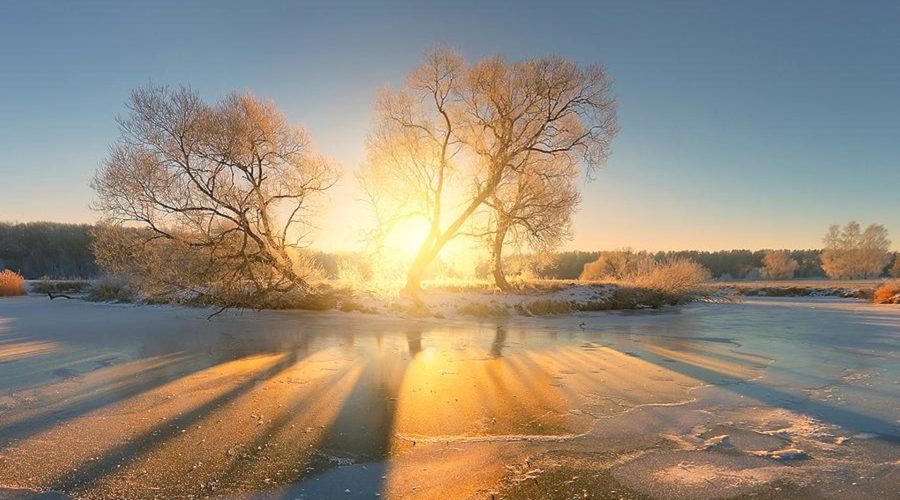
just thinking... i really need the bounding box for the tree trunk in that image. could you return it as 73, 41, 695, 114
403, 166, 507, 297
491, 223, 512, 292
404, 249, 432, 297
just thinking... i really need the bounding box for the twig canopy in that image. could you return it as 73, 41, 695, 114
93, 85, 337, 306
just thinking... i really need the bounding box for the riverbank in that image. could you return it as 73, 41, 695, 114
19, 278, 898, 320
23, 279, 722, 318
715, 279, 880, 300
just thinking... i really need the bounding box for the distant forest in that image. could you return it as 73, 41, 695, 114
0, 222, 98, 279
1, 222, 896, 280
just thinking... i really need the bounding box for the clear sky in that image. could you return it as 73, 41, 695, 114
2, 0, 898, 251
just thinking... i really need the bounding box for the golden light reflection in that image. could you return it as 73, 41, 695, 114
389, 338, 709, 444
0, 323, 778, 498
0, 339, 60, 362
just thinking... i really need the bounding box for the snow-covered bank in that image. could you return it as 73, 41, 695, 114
310, 281, 728, 319
715, 279, 882, 300
15, 279, 726, 318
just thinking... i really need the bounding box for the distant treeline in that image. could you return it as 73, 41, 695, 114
0, 222, 99, 279
2, 222, 896, 280
493, 249, 831, 280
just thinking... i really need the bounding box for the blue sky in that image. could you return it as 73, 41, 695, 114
1, 0, 898, 250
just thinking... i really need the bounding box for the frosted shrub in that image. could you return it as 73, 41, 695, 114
873, 280, 900, 304
580, 250, 654, 281
87, 276, 134, 303
0, 270, 26, 296
636, 257, 711, 295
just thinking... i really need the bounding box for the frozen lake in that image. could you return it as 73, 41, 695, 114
0, 296, 897, 498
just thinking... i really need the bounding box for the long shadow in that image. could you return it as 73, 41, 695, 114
267, 330, 423, 499
48, 346, 311, 494
631, 345, 900, 443
0, 352, 205, 442
211, 362, 362, 489
0, 314, 331, 445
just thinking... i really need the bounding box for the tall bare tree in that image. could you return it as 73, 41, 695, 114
362, 49, 618, 295
858, 224, 892, 278
478, 156, 580, 290
93, 85, 336, 306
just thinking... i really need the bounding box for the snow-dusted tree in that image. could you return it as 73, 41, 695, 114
478, 156, 580, 291
761, 250, 800, 280
93, 85, 336, 308
858, 224, 891, 278
821, 222, 858, 279
579, 249, 655, 281
361, 48, 618, 295
820, 222, 890, 279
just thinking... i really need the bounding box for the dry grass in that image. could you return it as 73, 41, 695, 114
635, 257, 711, 295
0, 270, 26, 297
873, 280, 900, 304
457, 301, 510, 317
580, 252, 712, 305
522, 299, 573, 315
86, 276, 134, 303
30, 279, 92, 295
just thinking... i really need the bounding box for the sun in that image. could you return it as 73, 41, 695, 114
383, 217, 432, 258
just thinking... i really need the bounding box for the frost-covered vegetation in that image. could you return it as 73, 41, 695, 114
580, 251, 711, 296
873, 280, 900, 304
0, 269, 26, 296
1, 53, 894, 311
91, 86, 337, 312
761, 250, 799, 279
359, 49, 618, 294
820, 221, 892, 279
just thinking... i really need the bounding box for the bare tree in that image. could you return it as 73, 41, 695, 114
820, 221, 891, 279
92, 85, 336, 307
580, 249, 655, 281
474, 156, 580, 290
892, 255, 900, 278
858, 224, 891, 278
359, 50, 463, 279
761, 250, 799, 280
362, 49, 618, 295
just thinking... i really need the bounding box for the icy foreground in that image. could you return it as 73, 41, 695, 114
0, 296, 897, 498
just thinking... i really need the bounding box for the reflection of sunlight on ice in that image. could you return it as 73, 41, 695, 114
0, 339, 60, 362
387, 334, 735, 445
0, 318, 61, 362
5, 297, 894, 498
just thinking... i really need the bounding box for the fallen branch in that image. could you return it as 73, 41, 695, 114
48, 292, 74, 300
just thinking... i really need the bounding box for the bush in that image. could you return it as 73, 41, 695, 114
579, 249, 654, 281
636, 257, 711, 296
457, 301, 509, 317
873, 280, 900, 304
86, 276, 134, 303
522, 299, 572, 315
761, 250, 800, 280
30, 279, 92, 295
0, 270, 26, 296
